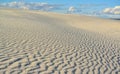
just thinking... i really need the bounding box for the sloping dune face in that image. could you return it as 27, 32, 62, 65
0, 8, 120, 74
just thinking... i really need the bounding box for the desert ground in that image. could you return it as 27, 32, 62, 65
0, 8, 120, 74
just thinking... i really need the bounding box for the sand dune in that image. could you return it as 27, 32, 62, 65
0, 8, 120, 74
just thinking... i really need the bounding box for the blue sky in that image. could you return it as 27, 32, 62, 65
0, 0, 120, 18
0, 0, 120, 6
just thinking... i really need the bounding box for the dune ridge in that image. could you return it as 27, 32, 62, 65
0, 8, 120, 74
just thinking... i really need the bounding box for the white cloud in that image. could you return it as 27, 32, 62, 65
103, 6, 120, 15
0, 2, 62, 11
68, 6, 76, 13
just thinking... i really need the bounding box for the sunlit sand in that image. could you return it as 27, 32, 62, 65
0, 8, 120, 74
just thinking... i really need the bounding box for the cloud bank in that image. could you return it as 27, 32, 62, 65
0, 2, 62, 11
103, 6, 120, 15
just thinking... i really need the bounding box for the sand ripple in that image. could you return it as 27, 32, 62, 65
0, 8, 120, 74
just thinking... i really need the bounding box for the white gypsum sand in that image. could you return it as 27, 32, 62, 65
0, 8, 120, 74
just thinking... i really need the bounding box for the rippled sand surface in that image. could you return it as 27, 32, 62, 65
0, 8, 120, 74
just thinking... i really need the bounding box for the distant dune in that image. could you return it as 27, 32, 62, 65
0, 8, 120, 74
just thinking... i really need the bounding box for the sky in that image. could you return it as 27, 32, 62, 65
0, 0, 120, 19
